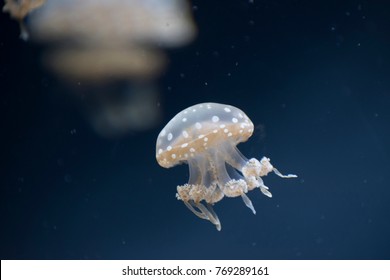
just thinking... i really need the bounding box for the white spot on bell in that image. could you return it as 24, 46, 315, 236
167, 133, 173, 141
212, 116, 219, 122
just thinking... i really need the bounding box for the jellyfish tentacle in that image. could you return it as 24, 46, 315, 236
183, 201, 208, 220
273, 168, 298, 178
224, 143, 248, 170
205, 203, 221, 230
183, 200, 221, 231
188, 159, 202, 185
257, 177, 273, 198
178, 185, 222, 231
195, 202, 221, 231
241, 193, 256, 214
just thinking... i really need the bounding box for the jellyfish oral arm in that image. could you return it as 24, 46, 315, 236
178, 194, 221, 231
257, 157, 297, 178
272, 167, 298, 178
243, 157, 297, 197
241, 193, 256, 214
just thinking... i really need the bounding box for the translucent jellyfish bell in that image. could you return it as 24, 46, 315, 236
156, 103, 297, 231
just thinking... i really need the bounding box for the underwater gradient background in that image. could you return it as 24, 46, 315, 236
1, 0, 390, 259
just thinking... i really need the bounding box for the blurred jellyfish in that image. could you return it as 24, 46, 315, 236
3, 0, 45, 40
85, 84, 162, 137
3, 0, 196, 137
27, 0, 195, 47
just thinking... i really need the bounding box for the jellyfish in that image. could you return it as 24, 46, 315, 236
2, 0, 46, 40
155, 103, 297, 231
3, 0, 196, 137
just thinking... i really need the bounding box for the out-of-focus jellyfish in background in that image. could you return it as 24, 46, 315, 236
3, 0, 46, 40
3, 0, 196, 137
156, 103, 297, 230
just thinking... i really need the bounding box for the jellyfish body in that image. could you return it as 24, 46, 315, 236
156, 103, 297, 230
